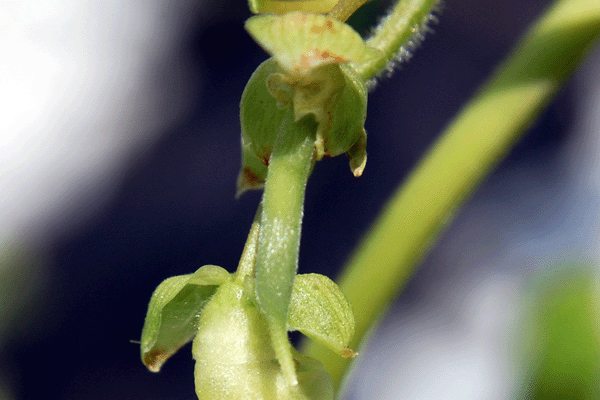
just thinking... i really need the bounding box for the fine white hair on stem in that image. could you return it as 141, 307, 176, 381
365, 1, 442, 90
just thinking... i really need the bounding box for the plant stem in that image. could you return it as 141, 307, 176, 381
303, 0, 600, 392
254, 110, 316, 385
353, 0, 439, 81
328, 0, 370, 22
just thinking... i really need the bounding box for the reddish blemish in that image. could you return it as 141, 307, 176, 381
299, 54, 311, 71
241, 167, 265, 188
258, 153, 270, 166
320, 51, 346, 63
340, 347, 358, 358
297, 49, 347, 72
310, 20, 337, 34
143, 349, 172, 372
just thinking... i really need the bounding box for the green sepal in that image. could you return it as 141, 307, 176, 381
193, 279, 333, 400
140, 264, 231, 372
288, 274, 357, 358
245, 12, 379, 75
239, 59, 368, 183
241, 12, 373, 177
237, 136, 270, 196
238, 58, 286, 196
290, 62, 367, 174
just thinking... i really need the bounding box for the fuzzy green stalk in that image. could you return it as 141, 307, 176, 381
354, 0, 440, 81
303, 0, 600, 392
255, 111, 317, 386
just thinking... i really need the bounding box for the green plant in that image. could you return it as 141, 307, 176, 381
139, 0, 600, 398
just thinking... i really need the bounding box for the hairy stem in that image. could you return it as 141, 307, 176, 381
354, 0, 439, 81
255, 111, 316, 385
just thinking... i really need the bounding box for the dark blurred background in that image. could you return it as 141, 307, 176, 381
1, 0, 598, 399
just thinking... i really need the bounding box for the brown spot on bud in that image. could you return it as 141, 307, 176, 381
259, 154, 270, 166
240, 167, 264, 188
143, 348, 174, 373
297, 49, 348, 73
310, 19, 337, 34
236, 166, 266, 198
320, 50, 346, 63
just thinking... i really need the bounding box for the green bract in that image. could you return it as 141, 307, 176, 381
288, 274, 356, 358
140, 265, 231, 372
238, 12, 375, 195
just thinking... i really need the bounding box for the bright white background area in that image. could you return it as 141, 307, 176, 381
0, 0, 196, 244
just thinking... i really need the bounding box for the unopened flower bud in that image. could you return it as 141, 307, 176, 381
238, 12, 379, 195
193, 279, 333, 400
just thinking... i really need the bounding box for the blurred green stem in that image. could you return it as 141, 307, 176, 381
302, 0, 600, 392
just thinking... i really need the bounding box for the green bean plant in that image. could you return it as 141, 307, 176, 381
139, 0, 600, 398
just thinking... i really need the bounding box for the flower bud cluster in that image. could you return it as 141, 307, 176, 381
140, 266, 355, 400
238, 12, 379, 195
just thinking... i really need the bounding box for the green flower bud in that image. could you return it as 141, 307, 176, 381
289, 62, 368, 176
140, 262, 354, 399
238, 12, 378, 195
193, 279, 333, 400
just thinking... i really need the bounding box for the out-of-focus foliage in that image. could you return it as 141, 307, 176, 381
518, 265, 600, 400
302, 0, 600, 391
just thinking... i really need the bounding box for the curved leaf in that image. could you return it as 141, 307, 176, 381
140, 265, 231, 372
288, 274, 356, 358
